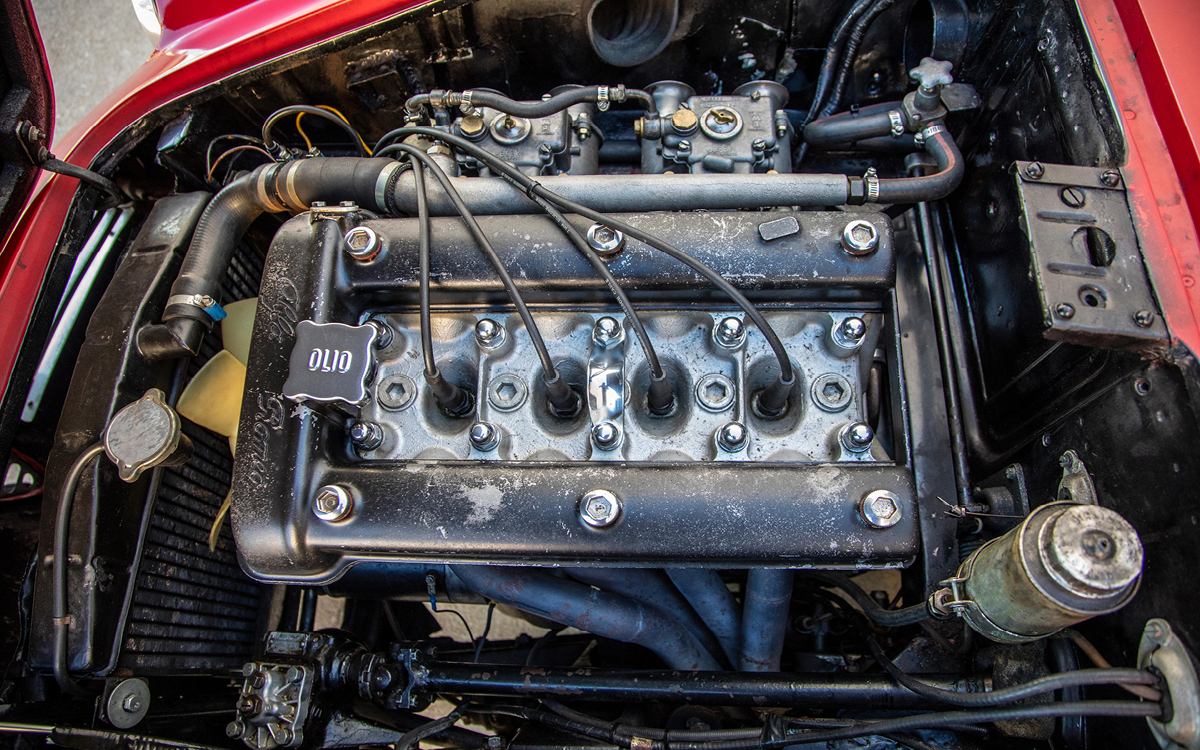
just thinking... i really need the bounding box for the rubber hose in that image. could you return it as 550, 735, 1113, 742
406, 86, 653, 118
452, 566, 721, 671
804, 107, 899, 148
875, 128, 963, 203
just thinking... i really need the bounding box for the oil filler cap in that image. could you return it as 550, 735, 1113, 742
283, 320, 377, 405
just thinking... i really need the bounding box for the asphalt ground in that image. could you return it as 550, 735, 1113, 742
30, 0, 154, 144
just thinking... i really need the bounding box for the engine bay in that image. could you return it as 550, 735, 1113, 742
5, 0, 1200, 748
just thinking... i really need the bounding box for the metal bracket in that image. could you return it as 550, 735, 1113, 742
1056, 449, 1097, 505
1139, 618, 1200, 749
1014, 160, 1168, 350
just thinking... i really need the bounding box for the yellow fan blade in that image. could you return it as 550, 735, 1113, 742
220, 297, 258, 366
176, 349, 246, 438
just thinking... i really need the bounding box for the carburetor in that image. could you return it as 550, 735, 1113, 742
232, 203, 918, 583
637, 80, 793, 174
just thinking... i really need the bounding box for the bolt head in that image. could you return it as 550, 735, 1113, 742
860, 490, 902, 528
470, 422, 499, 451
1100, 169, 1122, 188
1133, 310, 1155, 328
752, 138, 767, 151
122, 694, 143, 713
313, 485, 353, 522
586, 224, 625, 257
714, 317, 746, 348
841, 422, 874, 453
835, 316, 867, 348
275, 728, 294, 746
475, 318, 506, 348
487, 737, 505, 750
592, 421, 621, 450
671, 108, 698, 134
717, 422, 748, 452
344, 226, 379, 261
841, 220, 879, 255
678, 139, 692, 151
249, 671, 267, 689
1026, 161, 1045, 179
226, 722, 245, 739
460, 114, 486, 138
579, 489, 621, 528
1055, 302, 1076, 320
349, 421, 383, 450
286, 666, 304, 684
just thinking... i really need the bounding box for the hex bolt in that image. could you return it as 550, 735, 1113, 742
592, 421, 622, 451
226, 721, 244, 739
487, 737, 505, 750
1100, 169, 1122, 188
366, 318, 393, 349
122, 694, 143, 713
249, 671, 267, 689
242, 663, 257, 678
840, 422, 874, 454
860, 490, 902, 529
349, 421, 384, 451
475, 318, 506, 349
1133, 310, 1156, 328
833, 316, 867, 349
586, 224, 625, 257
469, 422, 500, 452
1055, 302, 1076, 320
841, 220, 879, 255
313, 485, 353, 523
593, 316, 624, 347
377, 375, 417, 411
1025, 161, 1045, 180
275, 728, 294, 746
344, 226, 380, 261
671, 108, 698, 135
714, 316, 746, 349
579, 489, 621, 528
811, 373, 853, 413
286, 666, 304, 684
1059, 186, 1086, 208
716, 422, 748, 453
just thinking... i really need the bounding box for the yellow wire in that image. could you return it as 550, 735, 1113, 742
294, 105, 371, 155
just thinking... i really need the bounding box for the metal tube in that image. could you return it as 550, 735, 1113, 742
665, 569, 741, 666
419, 662, 971, 708
390, 172, 851, 215
739, 569, 794, 672
913, 194, 972, 507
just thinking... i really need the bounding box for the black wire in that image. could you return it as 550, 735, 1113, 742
396, 703, 467, 750
818, 0, 899, 120
388, 143, 560, 381
865, 634, 1159, 708
802, 0, 879, 127
261, 105, 368, 156
412, 157, 439, 378
473, 602, 496, 663
798, 571, 929, 627
53, 443, 105, 697
205, 134, 266, 178
40, 159, 124, 201
525, 626, 564, 667
375, 127, 793, 385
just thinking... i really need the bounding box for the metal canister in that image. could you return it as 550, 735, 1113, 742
933, 502, 1143, 643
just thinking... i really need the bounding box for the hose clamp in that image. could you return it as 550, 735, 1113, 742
888, 110, 905, 138
376, 161, 403, 213
864, 166, 880, 203
921, 123, 945, 140
257, 163, 289, 213
597, 85, 610, 112
167, 293, 227, 322
459, 90, 475, 115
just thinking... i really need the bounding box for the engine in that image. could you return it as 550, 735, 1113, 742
11, 1, 1198, 749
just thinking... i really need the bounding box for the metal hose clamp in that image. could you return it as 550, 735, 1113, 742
597, 85, 611, 111
166, 293, 227, 322
888, 110, 904, 138
459, 90, 475, 115
864, 166, 880, 203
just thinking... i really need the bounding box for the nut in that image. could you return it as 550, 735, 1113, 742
833, 316, 867, 349
840, 422, 874, 454
714, 317, 746, 349
860, 489, 902, 529
469, 422, 499, 452
349, 421, 384, 450
716, 422, 748, 453
313, 485, 353, 522
460, 114, 486, 139
579, 489, 621, 528
592, 421, 622, 451
475, 318, 506, 349
841, 220, 879, 255
671, 108, 698, 134
586, 224, 625, 257
593, 316, 624, 347
344, 226, 380, 261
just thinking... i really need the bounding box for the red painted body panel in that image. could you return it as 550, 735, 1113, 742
0, 0, 431, 407
1076, 0, 1200, 357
